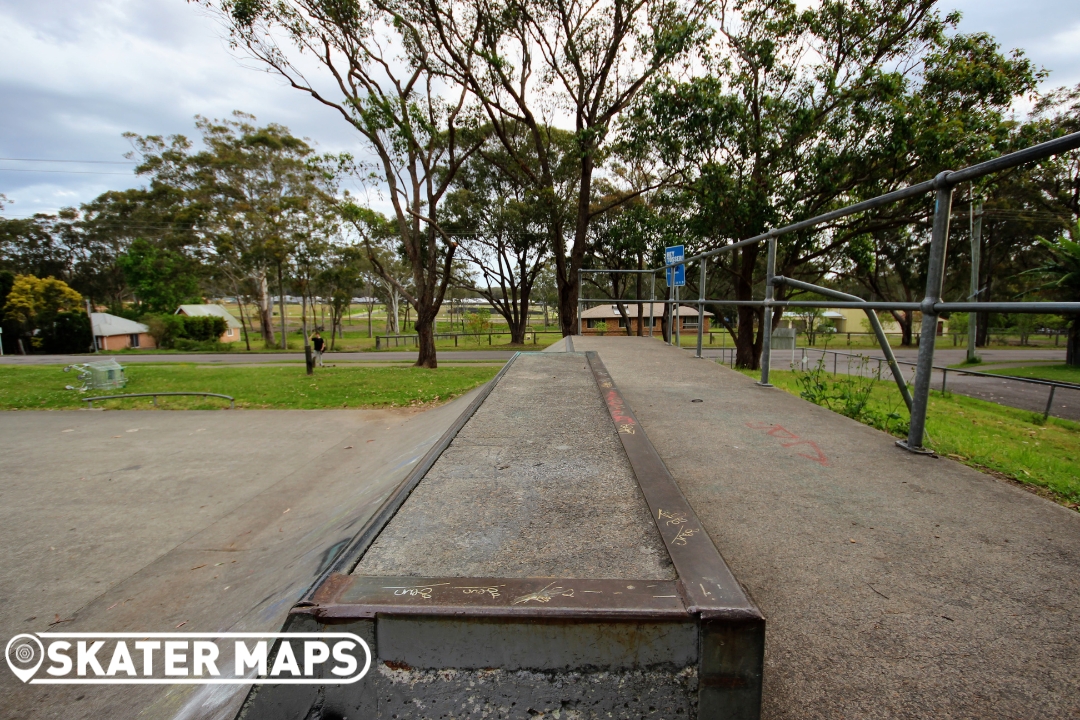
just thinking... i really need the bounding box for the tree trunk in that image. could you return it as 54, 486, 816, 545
255, 272, 275, 346
733, 244, 761, 369
276, 263, 287, 350
415, 314, 437, 368
1067, 316, 1079, 367
508, 293, 530, 345
235, 291, 252, 351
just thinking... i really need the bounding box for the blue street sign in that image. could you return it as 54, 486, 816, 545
665, 245, 685, 287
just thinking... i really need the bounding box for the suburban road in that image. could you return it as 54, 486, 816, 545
0, 350, 518, 365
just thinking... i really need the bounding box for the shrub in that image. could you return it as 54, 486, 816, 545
40, 311, 92, 354
140, 313, 227, 348
141, 314, 186, 348
173, 338, 225, 351
182, 315, 227, 342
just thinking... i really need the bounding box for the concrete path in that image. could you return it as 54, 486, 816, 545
0, 351, 517, 365
0, 398, 476, 720
575, 336, 1080, 719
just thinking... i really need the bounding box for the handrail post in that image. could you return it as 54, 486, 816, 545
758, 235, 776, 387
577, 299, 583, 336
665, 282, 672, 345
675, 284, 681, 348
903, 176, 954, 453
574, 273, 583, 338
695, 258, 707, 358
649, 273, 655, 338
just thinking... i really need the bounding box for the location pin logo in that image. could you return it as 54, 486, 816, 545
6, 634, 44, 683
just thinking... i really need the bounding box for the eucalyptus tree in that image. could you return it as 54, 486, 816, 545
401, 0, 713, 336
203, 0, 486, 367
444, 131, 558, 344
631, 0, 1040, 367
127, 114, 332, 347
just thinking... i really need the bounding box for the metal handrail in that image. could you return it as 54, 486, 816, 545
577, 130, 1080, 452
374, 330, 560, 349
84, 392, 235, 409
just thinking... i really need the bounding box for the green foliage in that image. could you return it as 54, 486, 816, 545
594, 320, 608, 336
39, 311, 92, 354
795, 358, 908, 435
140, 313, 227, 348
117, 238, 201, 314
183, 315, 229, 342
464, 309, 492, 343
141, 314, 186, 349
1, 275, 85, 351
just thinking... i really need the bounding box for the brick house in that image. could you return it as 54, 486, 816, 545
90, 313, 156, 351
579, 303, 709, 335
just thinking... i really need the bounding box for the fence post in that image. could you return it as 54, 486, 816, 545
904, 175, 954, 453
1044, 385, 1057, 420
696, 257, 707, 358
967, 198, 982, 362
578, 300, 583, 336
758, 235, 776, 387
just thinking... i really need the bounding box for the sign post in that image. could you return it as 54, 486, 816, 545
666, 246, 685, 346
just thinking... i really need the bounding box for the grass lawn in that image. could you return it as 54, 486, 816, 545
0, 364, 501, 411
746, 368, 1080, 509
980, 364, 1080, 385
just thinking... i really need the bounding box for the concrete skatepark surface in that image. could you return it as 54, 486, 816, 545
575, 336, 1080, 719
2, 336, 1078, 718
0, 397, 478, 720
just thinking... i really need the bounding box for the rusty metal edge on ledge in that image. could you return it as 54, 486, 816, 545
301, 575, 691, 622
295, 353, 522, 607
585, 351, 762, 622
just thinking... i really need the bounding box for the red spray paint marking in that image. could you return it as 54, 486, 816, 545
605, 389, 636, 426
745, 422, 828, 466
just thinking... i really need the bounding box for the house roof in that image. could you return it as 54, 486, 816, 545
176, 304, 243, 329
90, 313, 149, 337
580, 303, 700, 319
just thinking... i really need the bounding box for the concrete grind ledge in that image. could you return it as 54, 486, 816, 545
239, 350, 765, 720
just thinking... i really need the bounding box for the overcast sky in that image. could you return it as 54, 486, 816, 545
1, 0, 1078, 218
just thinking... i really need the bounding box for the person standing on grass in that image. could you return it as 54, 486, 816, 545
311, 331, 326, 367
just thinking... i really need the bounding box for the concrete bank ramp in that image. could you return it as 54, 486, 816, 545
0, 395, 483, 720
243, 351, 764, 719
